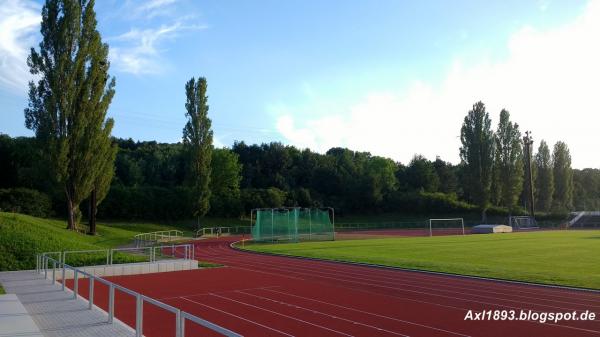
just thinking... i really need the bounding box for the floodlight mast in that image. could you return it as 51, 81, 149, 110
523, 131, 535, 218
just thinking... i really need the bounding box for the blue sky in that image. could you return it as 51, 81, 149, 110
1, 0, 598, 168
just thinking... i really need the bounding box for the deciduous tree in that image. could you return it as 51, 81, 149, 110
25, 0, 116, 230
183, 77, 213, 218
459, 101, 495, 221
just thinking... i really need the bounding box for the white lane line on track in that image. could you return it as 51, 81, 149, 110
236, 289, 425, 337
255, 287, 474, 337
157, 286, 280, 301
180, 296, 295, 337
201, 245, 600, 334
206, 243, 600, 303
205, 253, 600, 310
205, 245, 600, 306
201, 248, 600, 315
260, 287, 600, 337
207, 292, 358, 337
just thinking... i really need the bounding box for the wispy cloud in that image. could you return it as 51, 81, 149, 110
134, 0, 178, 19
0, 0, 40, 94
274, 0, 600, 168
109, 20, 206, 75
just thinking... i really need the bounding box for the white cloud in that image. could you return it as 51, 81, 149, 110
275, 0, 600, 168
109, 20, 206, 75
0, 0, 40, 93
134, 0, 178, 19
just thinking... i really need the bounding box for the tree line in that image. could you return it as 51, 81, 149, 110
458, 102, 582, 220
1, 0, 598, 228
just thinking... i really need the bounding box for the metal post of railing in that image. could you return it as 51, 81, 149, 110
62, 264, 66, 291
135, 294, 143, 337
44, 256, 48, 279
62, 251, 66, 266
106, 249, 110, 265
176, 309, 182, 337
73, 270, 78, 299
35, 254, 39, 273
88, 277, 94, 310
108, 284, 115, 323
52, 260, 56, 284
109, 249, 113, 265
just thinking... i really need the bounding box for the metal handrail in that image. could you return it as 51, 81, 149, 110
38, 255, 241, 337
134, 230, 184, 247
196, 226, 251, 237
40, 244, 195, 269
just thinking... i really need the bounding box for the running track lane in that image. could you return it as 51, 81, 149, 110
64, 236, 600, 337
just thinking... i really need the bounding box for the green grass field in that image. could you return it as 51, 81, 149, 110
244, 230, 600, 289
0, 212, 229, 271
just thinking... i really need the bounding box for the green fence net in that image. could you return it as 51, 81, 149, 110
252, 208, 334, 242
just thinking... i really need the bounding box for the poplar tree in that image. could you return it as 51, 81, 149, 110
494, 109, 524, 211
24, 0, 116, 230
552, 141, 573, 212
460, 101, 495, 222
534, 140, 554, 212
183, 77, 213, 219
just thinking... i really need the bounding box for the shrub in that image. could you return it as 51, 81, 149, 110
0, 188, 52, 217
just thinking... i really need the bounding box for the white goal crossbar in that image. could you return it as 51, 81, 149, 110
428, 218, 465, 236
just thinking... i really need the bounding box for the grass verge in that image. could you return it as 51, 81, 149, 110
243, 230, 600, 289
0, 212, 203, 270
0, 284, 4, 295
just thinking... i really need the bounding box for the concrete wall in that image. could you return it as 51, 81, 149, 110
55, 259, 198, 280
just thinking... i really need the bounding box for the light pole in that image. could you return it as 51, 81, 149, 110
523, 131, 535, 218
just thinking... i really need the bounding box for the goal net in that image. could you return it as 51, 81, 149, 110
428, 218, 465, 236
508, 216, 538, 229
251, 208, 335, 242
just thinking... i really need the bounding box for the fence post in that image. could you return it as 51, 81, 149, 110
135, 294, 143, 337
176, 310, 182, 337
73, 270, 78, 299
44, 256, 48, 279
180, 314, 186, 337
108, 284, 115, 323
106, 249, 110, 265
52, 260, 56, 284
62, 264, 66, 291
35, 254, 39, 273
88, 277, 94, 309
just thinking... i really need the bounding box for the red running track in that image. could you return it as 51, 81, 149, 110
65, 236, 600, 337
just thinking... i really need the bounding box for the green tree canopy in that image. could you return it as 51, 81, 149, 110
534, 140, 554, 212
183, 77, 213, 218
493, 109, 523, 211
552, 141, 573, 212
459, 101, 495, 221
24, 0, 116, 230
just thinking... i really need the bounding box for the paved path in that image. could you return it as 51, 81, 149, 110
0, 270, 135, 337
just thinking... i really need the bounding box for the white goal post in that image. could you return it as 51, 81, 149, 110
428, 218, 465, 236
508, 216, 538, 229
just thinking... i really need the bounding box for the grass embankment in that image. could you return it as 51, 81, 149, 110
244, 231, 600, 289
0, 212, 227, 271
0, 284, 4, 294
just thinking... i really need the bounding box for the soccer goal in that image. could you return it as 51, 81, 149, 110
508, 216, 538, 229
428, 218, 465, 236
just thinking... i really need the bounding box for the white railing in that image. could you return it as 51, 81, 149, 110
134, 230, 184, 247
196, 226, 251, 237
37, 255, 241, 337
36, 244, 195, 272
